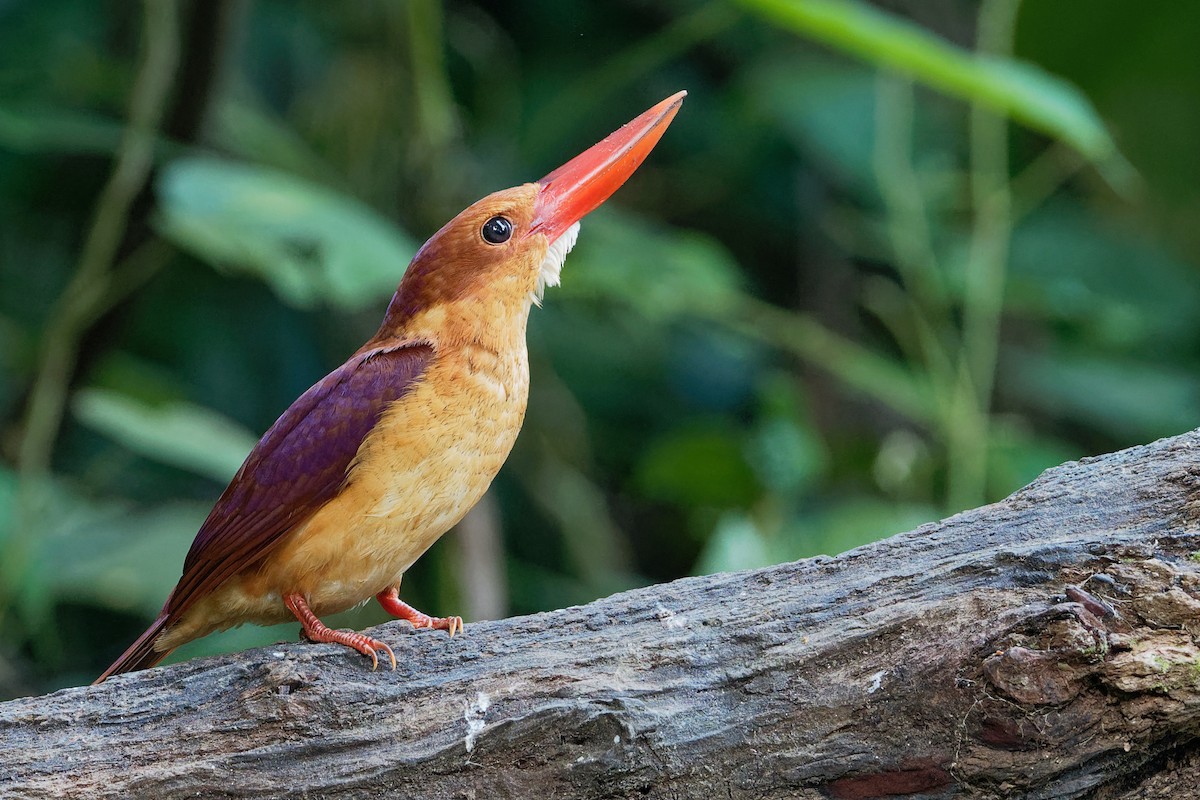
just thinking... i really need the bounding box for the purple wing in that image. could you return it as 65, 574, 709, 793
164, 341, 433, 620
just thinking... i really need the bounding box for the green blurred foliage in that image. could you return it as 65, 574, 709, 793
1, 0, 1198, 699
158, 157, 419, 309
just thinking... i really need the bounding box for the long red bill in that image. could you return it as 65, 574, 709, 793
529, 90, 686, 243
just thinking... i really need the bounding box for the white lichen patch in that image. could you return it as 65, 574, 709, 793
463, 692, 491, 754
655, 602, 688, 629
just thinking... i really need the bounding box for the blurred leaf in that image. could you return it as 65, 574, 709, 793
746, 375, 826, 496
699, 497, 937, 574
74, 388, 256, 483
562, 212, 935, 424
53, 504, 207, 617
988, 419, 1078, 496
507, 558, 608, 615
33, 493, 205, 617
1, 475, 196, 630
1004, 202, 1200, 350
782, 499, 937, 560
0, 104, 125, 156
667, 326, 763, 414
1005, 347, 1200, 441
527, 2, 740, 153
694, 513, 774, 575
872, 428, 933, 498
636, 425, 760, 509
561, 210, 743, 319
528, 454, 634, 589
732, 298, 937, 425
0, 313, 27, 419
0, 467, 16, 555
212, 97, 342, 185
739, 0, 1132, 184
157, 157, 418, 309
749, 58, 880, 195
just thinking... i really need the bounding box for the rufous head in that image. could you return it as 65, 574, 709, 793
383, 91, 686, 326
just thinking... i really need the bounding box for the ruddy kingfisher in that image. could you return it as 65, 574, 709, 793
96, 91, 686, 682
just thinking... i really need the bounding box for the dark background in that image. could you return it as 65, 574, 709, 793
2, 0, 1198, 698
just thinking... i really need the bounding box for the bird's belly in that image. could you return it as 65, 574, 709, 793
166, 343, 529, 642
271, 345, 528, 612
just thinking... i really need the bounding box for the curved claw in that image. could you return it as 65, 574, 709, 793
376, 587, 464, 637
284, 592, 397, 671
419, 614, 464, 638
321, 628, 397, 671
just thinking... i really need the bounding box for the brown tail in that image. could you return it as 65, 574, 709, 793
94, 613, 173, 684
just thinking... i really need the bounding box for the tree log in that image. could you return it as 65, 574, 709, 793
5, 431, 1200, 799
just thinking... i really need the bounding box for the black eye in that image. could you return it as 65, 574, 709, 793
481, 215, 513, 244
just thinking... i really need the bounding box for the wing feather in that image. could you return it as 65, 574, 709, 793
163, 342, 433, 621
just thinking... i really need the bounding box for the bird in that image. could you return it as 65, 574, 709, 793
95, 91, 686, 683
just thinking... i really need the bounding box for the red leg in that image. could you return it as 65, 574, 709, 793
376, 586, 463, 637
283, 593, 397, 671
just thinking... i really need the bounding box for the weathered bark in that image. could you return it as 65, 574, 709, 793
5, 431, 1200, 799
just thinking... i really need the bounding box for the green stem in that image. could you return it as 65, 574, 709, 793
406, 0, 456, 155
729, 297, 934, 425
1009, 141, 1085, 222
528, 2, 739, 154
872, 75, 947, 317
946, 0, 1019, 511
6, 0, 180, 639
872, 74, 957, 429
17, 0, 180, 478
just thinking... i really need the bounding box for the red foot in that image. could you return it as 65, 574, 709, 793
283, 593, 397, 671
376, 587, 463, 637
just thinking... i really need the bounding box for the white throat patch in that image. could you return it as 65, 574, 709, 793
532, 222, 580, 306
